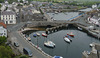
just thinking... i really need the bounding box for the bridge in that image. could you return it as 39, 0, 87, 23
25, 21, 77, 28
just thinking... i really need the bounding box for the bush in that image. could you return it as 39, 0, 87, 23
0, 36, 7, 44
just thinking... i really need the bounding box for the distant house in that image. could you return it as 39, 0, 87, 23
1, 9, 16, 24
0, 22, 7, 37
20, 6, 43, 21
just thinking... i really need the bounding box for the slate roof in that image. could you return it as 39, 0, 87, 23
1, 10, 15, 15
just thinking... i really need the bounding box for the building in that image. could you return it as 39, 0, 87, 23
1, 9, 16, 24
0, 22, 7, 37
82, 42, 100, 58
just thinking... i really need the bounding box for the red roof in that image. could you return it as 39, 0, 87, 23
0, 22, 6, 28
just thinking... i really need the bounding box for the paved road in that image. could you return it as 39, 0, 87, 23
7, 22, 50, 58
11, 31, 49, 58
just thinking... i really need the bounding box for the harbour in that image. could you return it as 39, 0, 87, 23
19, 10, 100, 58
23, 25, 100, 58
3, 0, 100, 58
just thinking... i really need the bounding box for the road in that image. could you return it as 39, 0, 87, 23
7, 22, 50, 58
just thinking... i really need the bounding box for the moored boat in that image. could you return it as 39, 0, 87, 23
78, 27, 82, 30
42, 33, 47, 37
53, 56, 63, 58
65, 35, 72, 41
44, 41, 55, 48
89, 43, 95, 47
33, 33, 37, 37
64, 37, 70, 43
27, 37, 31, 41
36, 32, 40, 36
67, 32, 74, 37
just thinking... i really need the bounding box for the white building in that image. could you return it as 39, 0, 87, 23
1, 9, 16, 24
0, 26, 7, 37
92, 4, 97, 9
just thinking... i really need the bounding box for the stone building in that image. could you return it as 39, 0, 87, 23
1, 9, 16, 24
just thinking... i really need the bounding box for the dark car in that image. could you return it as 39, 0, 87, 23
23, 48, 33, 57
14, 42, 19, 47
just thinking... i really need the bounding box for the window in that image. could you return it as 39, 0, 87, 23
10, 21, 13, 23
4, 33, 6, 35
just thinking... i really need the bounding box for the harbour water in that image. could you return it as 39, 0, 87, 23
24, 25, 100, 58
23, 12, 100, 58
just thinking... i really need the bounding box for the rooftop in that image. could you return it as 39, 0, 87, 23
1, 10, 15, 15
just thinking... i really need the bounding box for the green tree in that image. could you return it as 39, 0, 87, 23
0, 4, 2, 8
0, 46, 14, 58
20, 0, 23, 3
0, 36, 7, 44
19, 55, 29, 58
0, 0, 4, 3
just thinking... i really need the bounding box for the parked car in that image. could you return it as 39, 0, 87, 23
14, 42, 19, 47
23, 48, 33, 57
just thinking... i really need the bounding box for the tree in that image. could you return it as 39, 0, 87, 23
19, 55, 29, 58
0, 46, 14, 58
0, 4, 2, 8
0, 0, 4, 3
20, 0, 23, 3
0, 36, 7, 44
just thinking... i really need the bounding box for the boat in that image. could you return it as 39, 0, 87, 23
64, 37, 70, 43
65, 35, 72, 41
78, 27, 82, 30
33, 33, 37, 37
53, 56, 63, 58
44, 40, 55, 48
42, 33, 47, 37
27, 37, 31, 41
36, 32, 40, 36
89, 43, 95, 47
55, 11, 58, 14
67, 32, 74, 37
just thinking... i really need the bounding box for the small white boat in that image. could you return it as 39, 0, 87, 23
44, 41, 55, 48
78, 27, 82, 30
89, 43, 95, 47
27, 37, 31, 41
53, 56, 63, 58
36, 32, 40, 36
42, 33, 47, 37
64, 37, 70, 43
55, 11, 58, 14
49, 41, 55, 46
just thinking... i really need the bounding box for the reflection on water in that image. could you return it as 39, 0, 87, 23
24, 25, 100, 58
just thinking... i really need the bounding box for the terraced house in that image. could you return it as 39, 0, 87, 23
1, 9, 16, 24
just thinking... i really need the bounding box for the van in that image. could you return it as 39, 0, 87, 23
23, 48, 33, 57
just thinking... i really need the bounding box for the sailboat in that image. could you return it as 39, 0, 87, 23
42, 33, 47, 37
44, 40, 55, 48
67, 32, 74, 37
36, 32, 40, 36
64, 37, 70, 43
44, 35, 55, 48
65, 34, 72, 41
